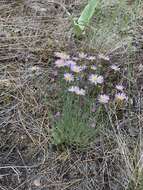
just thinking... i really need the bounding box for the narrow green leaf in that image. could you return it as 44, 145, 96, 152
74, 0, 99, 36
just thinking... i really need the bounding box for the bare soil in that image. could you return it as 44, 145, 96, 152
0, 1, 143, 190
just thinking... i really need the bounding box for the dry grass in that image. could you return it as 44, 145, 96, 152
0, 0, 143, 190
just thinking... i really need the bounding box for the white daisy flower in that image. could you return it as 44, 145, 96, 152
75, 88, 85, 96
79, 52, 87, 59
110, 64, 120, 71
97, 76, 104, 84
65, 60, 77, 67
68, 86, 85, 96
87, 56, 96, 60
98, 94, 110, 104
70, 65, 83, 73
64, 73, 74, 82
89, 74, 104, 85
115, 93, 128, 101
55, 59, 66, 67
116, 85, 124, 91
68, 86, 79, 92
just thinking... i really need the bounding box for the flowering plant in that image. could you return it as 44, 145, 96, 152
52, 51, 128, 148
54, 52, 128, 105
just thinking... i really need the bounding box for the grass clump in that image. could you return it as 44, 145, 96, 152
52, 95, 97, 148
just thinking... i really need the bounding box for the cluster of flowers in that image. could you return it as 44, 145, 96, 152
54, 52, 128, 104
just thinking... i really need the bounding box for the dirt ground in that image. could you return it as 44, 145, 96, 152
0, 1, 143, 190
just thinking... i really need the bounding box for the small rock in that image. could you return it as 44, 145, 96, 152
33, 177, 41, 187
0, 32, 7, 37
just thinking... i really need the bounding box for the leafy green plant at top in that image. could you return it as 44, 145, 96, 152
84, 0, 143, 51
73, 0, 99, 37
